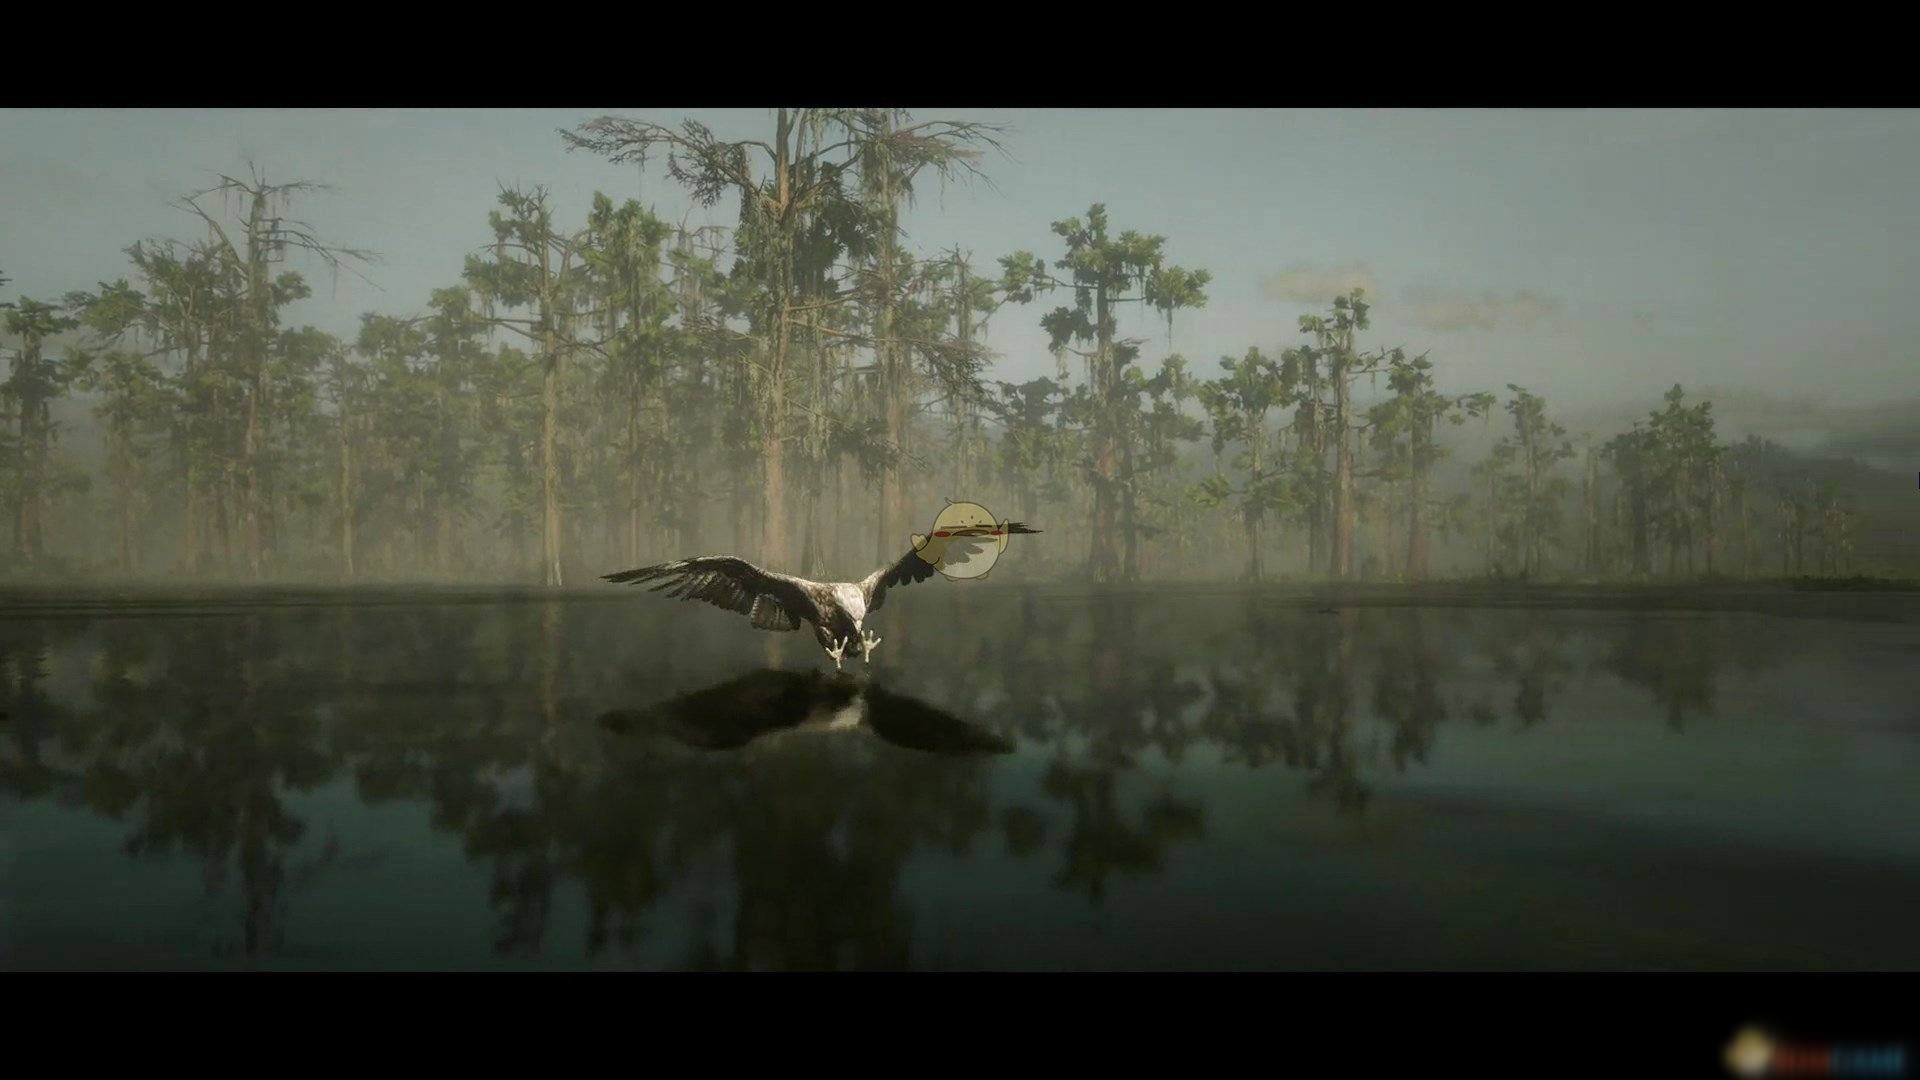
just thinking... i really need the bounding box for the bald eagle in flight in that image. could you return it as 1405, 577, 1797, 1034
603, 527, 1039, 670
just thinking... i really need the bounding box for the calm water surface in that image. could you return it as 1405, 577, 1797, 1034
4, 584, 1917, 970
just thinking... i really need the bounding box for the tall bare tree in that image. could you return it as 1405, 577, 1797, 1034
176, 168, 374, 577
463, 186, 591, 586
1297, 290, 1392, 580
2, 298, 80, 566
561, 110, 1000, 569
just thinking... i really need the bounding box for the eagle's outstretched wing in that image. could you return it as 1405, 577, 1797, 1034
603, 556, 824, 632
860, 537, 987, 613
860, 546, 938, 614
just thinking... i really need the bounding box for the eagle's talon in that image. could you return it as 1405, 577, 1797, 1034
826, 637, 848, 671
860, 629, 882, 663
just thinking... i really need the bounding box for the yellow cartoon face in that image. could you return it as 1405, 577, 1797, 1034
932, 500, 999, 539
925, 499, 1006, 580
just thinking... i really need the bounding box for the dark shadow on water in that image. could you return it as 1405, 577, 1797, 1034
597, 669, 1016, 756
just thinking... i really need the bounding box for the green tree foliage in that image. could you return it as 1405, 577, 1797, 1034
4, 133, 1907, 587
1000, 204, 1210, 581
2, 297, 83, 566
1499, 384, 1577, 578
1644, 384, 1720, 576
1196, 348, 1301, 581
561, 110, 1001, 570
1294, 290, 1395, 579
1365, 352, 1494, 580
71, 347, 168, 572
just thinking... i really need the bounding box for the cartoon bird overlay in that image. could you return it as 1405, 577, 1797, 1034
911, 499, 1041, 581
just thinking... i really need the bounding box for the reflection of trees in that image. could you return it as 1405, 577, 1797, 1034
1019, 592, 1756, 824
1041, 760, 1204, 903
118, 617, 338, 956
1292, 606, 1368, 814
328, 602, 1009, 969
1601, 612, 1774, 730
580, 671, 1010, 968
1606, 617, 1712, 729
446, 731, 1001, 970
718, 743, 994, 970
1370, 609, 1450, 772
990, 589, 1211, 902
5, 611, 340, 958
0, 619, 85, 800
1470, 609, 1574, 728
5, 586, 1770, 967
1199, 600, 1370, 813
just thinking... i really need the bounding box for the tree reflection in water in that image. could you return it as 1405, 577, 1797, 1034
0, 585, 1781, 968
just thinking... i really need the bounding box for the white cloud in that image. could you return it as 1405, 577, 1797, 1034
1408, 290, 1561, 332
1258, 264, 1382, 305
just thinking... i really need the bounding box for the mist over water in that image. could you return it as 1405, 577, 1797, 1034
5, 583, 1917, 970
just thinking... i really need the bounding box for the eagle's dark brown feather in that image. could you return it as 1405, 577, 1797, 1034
602, 556, 820, 632
606, 525, 1035, 640
862, 541, 955, 614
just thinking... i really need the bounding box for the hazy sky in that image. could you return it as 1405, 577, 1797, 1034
5, 107, 1918, 421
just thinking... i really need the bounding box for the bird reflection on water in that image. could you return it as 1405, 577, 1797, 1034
598, 669, 1017, 757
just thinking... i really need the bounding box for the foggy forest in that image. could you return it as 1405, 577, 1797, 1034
3, 108, 1916, 588
8, 108, 1920, 979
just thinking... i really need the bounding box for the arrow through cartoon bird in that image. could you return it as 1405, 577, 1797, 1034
912, 499, 1041, 581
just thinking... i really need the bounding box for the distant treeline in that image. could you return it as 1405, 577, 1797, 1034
0, 110, 1905, 586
